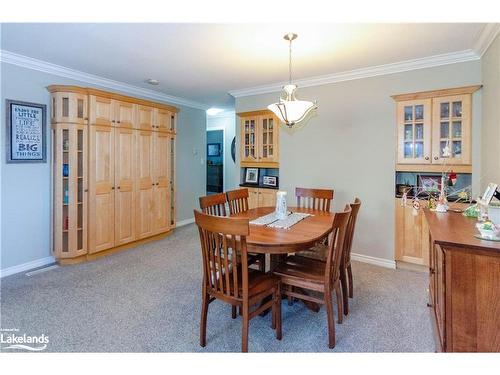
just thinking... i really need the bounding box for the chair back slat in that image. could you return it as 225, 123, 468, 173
324, 206, 351, 288
343, 198, 361, 265
194, 210, 250, 299
295, 187, 334, 212
226, 188, 250, 215
199, 193, 227, 216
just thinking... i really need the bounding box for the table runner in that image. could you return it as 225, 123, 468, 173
250, 211, 312, 229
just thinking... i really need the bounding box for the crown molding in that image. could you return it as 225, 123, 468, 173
473, 23, 500, 57
0, 49, 210, 111
228, 49, 480, 98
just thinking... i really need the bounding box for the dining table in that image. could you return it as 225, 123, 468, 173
230, 206, 336, 312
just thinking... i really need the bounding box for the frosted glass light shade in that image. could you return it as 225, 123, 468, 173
268, 85, 317, 127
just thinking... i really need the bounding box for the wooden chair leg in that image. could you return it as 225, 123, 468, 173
275, 284, 282, 340
335, 284, 343, 324
200, 291, 209, 347
325, 290, 336, 349
231, 305, 237, 319
271, 295, 276, 330
347, 264, 354, 298
241, 303, 249, 353
340, 267, 349, 316
287, 285, 294, 306
259, 255, 266, 272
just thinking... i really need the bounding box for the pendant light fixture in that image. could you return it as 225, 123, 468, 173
268, 33, 317, 128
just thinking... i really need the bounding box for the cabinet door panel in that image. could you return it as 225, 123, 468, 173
397, 99, 432, 164
52, 92, 88, 124
89, 125, 115, 253
115, 127, 136, 245
248, 188, 259, 209
435, 245, 446, 349
153, 132, 171, 234
155, 108, 174, 133
89, 96, 113, 126
432, 95, 471, 165
259, 115, 279, 163
136, 130, 154, 238
115, 100, 136, 128
259, 189, 276, 207
240, 117, 259, 162
138, 106, 154, 130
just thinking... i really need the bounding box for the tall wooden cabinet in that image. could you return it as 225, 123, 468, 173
238, 110, 280, 168
49, 86, 178, 262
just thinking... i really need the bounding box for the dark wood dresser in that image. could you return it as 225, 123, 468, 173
423, 209, 500, 352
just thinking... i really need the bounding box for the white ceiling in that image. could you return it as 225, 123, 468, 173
0, 23, 493, 109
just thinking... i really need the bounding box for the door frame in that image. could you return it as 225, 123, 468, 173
206, 128, 225, 193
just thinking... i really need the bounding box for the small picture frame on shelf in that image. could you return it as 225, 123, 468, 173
418, 175, 441, 194
262, 175, 278, 187
244, 168, 259, 184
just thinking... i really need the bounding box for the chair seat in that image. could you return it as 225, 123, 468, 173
273, 255, 326, 284
296, 244, 328, 262
211, 268, 279, 298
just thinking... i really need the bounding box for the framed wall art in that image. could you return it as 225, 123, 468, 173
6, 99, 47, 163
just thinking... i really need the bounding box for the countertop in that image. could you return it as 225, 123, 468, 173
239, 183, 279, 190
423, 209, 500, 253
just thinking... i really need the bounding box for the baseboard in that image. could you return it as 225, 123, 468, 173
1, 256, 56, 278
351, 252, 396, 269
176, 218, 195, 227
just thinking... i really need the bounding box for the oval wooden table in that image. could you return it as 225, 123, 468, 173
231, 206, 335, 255
231, 206, 335, 313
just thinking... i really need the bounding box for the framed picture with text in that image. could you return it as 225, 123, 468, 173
6, 99, 47, 163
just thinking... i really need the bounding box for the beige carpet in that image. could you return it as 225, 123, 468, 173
0, 224, 435, 352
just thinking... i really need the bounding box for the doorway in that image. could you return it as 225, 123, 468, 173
206, 129, 224, 194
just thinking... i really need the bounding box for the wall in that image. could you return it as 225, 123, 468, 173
0, 62, 206, 271
236, 61, 482, 262
481, 33, 500, 191
206, 112, 239, 191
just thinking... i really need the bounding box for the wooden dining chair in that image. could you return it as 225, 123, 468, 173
273, 206, 351, 349
194, 210, 282, 352
226, 188, 250, 214
296, 198, 361, 316
295, 187, 334, 212
199, 193, 228, 216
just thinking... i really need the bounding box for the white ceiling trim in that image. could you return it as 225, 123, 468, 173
473, 23, 500, 57
228, 49, 480, 98
0, 49, 210, 111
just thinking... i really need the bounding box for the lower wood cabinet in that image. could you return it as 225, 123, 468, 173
247, 187, 277, 209
425, 209, 500, 352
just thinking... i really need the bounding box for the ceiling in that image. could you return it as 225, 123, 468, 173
0, 23, 492, 109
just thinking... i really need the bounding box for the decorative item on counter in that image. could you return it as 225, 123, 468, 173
435, 176, 449, 213
401, 191, 408, 206
477, 199, 489, 222
412, 197, 420, 216
475, 220, 500, 241
463, 203, 479, 218
457, 191, 469, 202
448, 171, 457, 186
428, 196, 436, 210
488, 202, 500, 226
275, 191, 288, 220
63, 163, 69, 177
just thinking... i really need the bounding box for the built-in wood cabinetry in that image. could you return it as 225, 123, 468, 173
49, 85, 178, 262
238, 110, 280, 168
393, 85, 480, 173
247, 187, 277, 209
425, 210, 500, 352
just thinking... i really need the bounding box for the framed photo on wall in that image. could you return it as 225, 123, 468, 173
244, 168, 259, 184
6, 99, 47, 163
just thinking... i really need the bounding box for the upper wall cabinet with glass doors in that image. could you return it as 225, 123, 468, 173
238, 110, 280, 168
393, 85, 480, 173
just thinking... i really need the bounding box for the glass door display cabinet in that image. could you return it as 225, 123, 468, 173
396, 99, 432, 164
239, 110, 280, 168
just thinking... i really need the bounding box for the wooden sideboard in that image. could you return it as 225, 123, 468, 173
423, 209, 500, 352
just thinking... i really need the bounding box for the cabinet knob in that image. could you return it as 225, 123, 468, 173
117, 186, 121, 189
152, 183, 155, 186
84, 189, 88, 192
111, 186, 115, 190
112, 120, 116, 123
84, 117, 88, 121
117, 120, 121, 124
426, 303, 433, 308
434, 156, 439, 160
425, 156, 429, 160
156, 182, 159, 186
